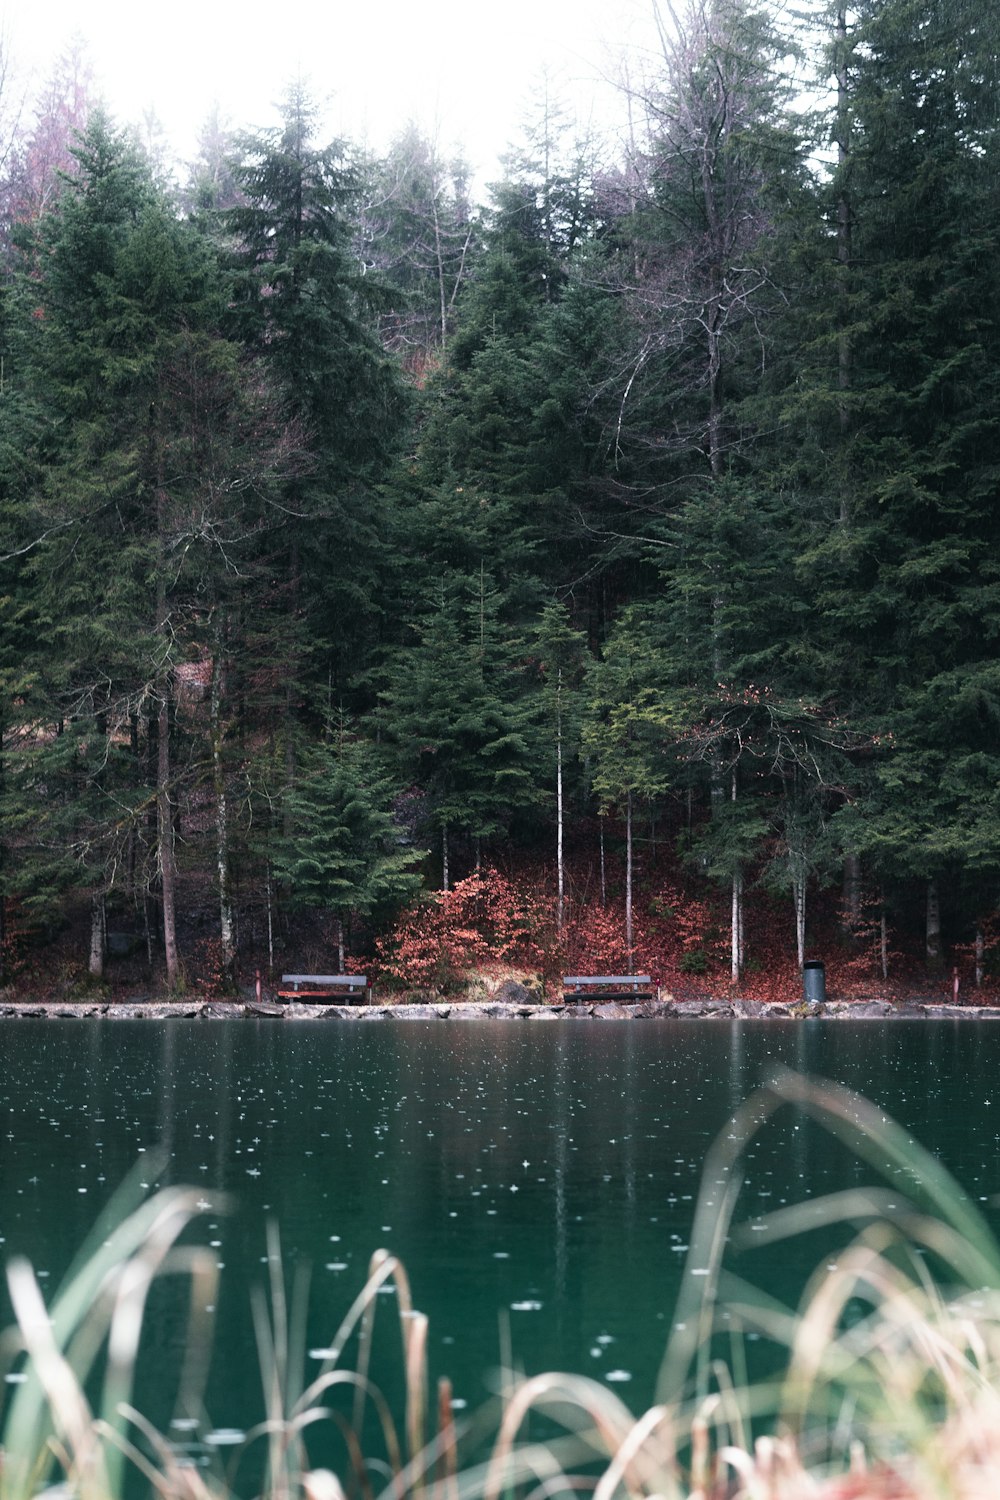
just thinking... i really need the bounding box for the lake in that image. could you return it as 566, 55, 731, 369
0, 1018, 996, 1472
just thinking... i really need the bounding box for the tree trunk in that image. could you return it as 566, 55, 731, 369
88, 891, 105, 979
154, 392, 179, 989
126, 713, 139, 897
731, 872, 742, 984
836, 4, 853, 526
336, 916, 345, 975
157, 684, 179, 988
442, 822, 449, 893
625, 790, 633, 965
842, 852, 862, 932
599, 819, 606, 907
730, 770, 742, 983
975, 926, 985, 988
144, 885, 154, 973
794, 868, 806, 971
738, 878, 745, 973
0, 716, 5, 984
282, 533, 301, 838
925, 879, 943, 973
266, 861, 275, 974
556, 671, 564, 935
211, 635, 235, 988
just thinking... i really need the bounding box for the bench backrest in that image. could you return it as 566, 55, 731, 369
563, 975, 651, 986
281, 974, 367, 986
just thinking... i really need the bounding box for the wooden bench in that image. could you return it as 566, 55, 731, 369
278, 974, 369, 1004
562, 975, 654, 1003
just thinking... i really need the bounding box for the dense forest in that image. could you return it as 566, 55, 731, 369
0, 0, 998, 999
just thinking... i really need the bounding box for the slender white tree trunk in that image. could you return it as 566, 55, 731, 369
881, 908, 889, 981
731, 872, 742, 984
88, 891, 105, 979
155, 412, 179, 990
730, 770, 742, 983
211, 641, 234, 986
599, 820, 606, 907
836, 4, 853, 527
738, 877, 745, 972
794, 869, 806, 971
926, 879, 942, 972
976, 927, 985, 988
556, 671, 564, 935
442, 823, 450, 893
625, 790, 633, 964
157, 687, 179, 989
266, 862, 274, 973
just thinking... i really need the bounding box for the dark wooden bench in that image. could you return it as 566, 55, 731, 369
562, 975, 654, 1003
278, 974, 369, 1004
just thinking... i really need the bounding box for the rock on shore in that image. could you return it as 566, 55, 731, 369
1, 997, 1000, 1020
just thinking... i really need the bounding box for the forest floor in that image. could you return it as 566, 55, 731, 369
5, 840, 994, 1011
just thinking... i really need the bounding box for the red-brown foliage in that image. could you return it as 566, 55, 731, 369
375, 870, 550, 989
373, 838, 986, 1005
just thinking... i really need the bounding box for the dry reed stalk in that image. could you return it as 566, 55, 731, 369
6, 1077, 1000, 1500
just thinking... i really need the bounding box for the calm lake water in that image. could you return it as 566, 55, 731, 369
0, 1018, 998, 1470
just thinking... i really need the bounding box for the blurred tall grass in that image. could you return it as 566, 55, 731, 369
3, 1074, 999, 1500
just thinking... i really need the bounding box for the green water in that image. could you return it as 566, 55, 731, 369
0, 1018, 998, 1465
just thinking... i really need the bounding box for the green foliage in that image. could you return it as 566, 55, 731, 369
2, 4, 1000, 981
380, 573, 540, 855
224, 83, 411, 708
583, 607, 691, 816
226, 82, 408, 477
272, 734, 422, 926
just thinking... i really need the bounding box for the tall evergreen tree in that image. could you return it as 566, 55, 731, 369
272, 732, 422, 972
225, 83, 410, 716
801, 0, 1000, 963
5, 113, 290, 985
380, 573, 539, 888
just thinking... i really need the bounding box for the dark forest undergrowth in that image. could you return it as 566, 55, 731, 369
4, 823, 994, 1009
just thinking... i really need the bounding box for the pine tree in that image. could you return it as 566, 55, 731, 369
583, 610, 681, 960
380, 574, 539, 888
225, 82, 410, 715
272, 733, 423, 972
801, 0, 1000, 963
6, 113, 291, 985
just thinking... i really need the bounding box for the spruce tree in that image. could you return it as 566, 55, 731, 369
273, 733, 423, 972
380, 574, 539, 887
6, 113, 289, 985
225, 83, 410, 714
803, 0, 1000, 962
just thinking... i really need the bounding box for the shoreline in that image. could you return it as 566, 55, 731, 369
2, 997, 999, 1020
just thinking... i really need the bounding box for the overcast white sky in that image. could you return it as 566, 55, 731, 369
5, 0, 661, 184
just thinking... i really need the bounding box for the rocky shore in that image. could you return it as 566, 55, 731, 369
1, 996, 998, 1020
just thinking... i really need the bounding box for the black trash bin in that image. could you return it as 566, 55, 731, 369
802, 959, 826, 1004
